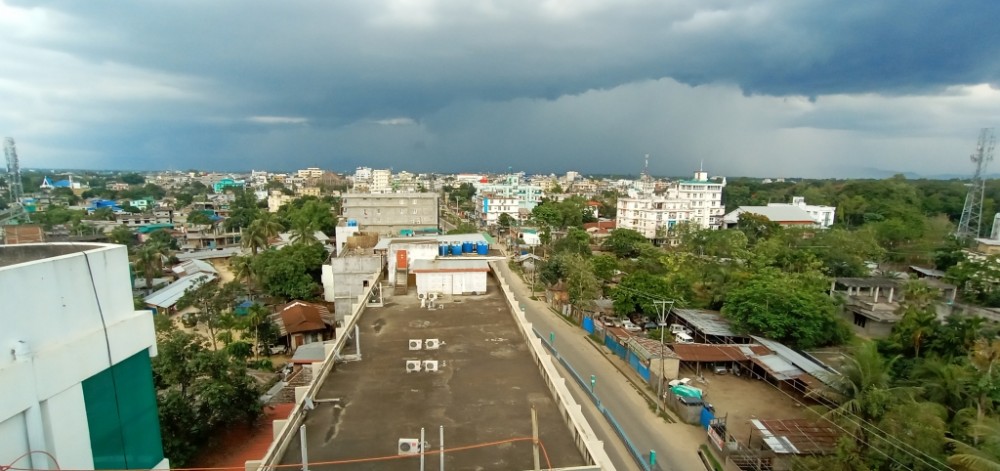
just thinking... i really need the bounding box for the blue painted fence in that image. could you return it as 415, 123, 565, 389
582, 316, 595, 334
604, 335, 628, 359
628, 350, 652, 382
700, 406, 715, 430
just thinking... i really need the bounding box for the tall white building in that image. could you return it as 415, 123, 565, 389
1, 243, 168, 471
616, 169, 726, 239
297, 167, 324, 179
768, 196, 837, 228
371, 169, 392, 194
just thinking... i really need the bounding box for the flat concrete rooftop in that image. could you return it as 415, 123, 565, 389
278, 277, 586, 470
0, 242, 110, 268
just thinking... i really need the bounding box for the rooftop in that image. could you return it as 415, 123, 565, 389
751, 419, 840, 455
0, 242, 108, 268
277, 279, 586, 470
143, 272, 216, 309
723, 205, 816, 224
672, 308, 741, 337
374, 233, 489, 250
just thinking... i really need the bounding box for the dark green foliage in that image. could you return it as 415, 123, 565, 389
252, 243, 326, 300
722, 269, 849, 349
223, 189, 261, 231
120, 172, 146, 185
611, 270, 677, 317
152, 321, 261, 467
602, 228, 649, 259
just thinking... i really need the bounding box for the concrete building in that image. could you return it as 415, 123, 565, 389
340, 193, 439, 236
370, 169, 392, 194
0, 243, 168, 470
296, 167, 324, 179
766, 197, 837, 228
474, 194, 520, 226
616, 169, 726, 239
321, 255, 382, 322
267, 190, 293, 213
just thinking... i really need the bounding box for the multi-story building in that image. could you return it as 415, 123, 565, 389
0, 243, 168, 470
474, 194, 520, 226
371, 169, 392, 194
354, 167, 373, 181
297, 167, 324, 179
341, 193, 439, 236
475, 175, 545, 214
267, 190, 293, 213
616, 169, 726, 240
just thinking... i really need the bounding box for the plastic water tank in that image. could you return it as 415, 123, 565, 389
477, 241, 488, 255
439, 244, 448, 256
451, 243, 462, 256
347, 219, 357, 227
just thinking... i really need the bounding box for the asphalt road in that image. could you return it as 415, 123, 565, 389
495, 260, 707, 471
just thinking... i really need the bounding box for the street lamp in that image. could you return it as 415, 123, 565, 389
653, 300, 675, 415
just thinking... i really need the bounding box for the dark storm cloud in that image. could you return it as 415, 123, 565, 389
2, 0, 1000, 175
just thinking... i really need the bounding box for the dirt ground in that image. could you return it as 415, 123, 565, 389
682, 368, 820, 445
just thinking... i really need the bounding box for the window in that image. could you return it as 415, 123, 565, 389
853, 313, 867, 328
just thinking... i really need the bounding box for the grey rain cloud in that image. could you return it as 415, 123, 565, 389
2, 0, 1000, 177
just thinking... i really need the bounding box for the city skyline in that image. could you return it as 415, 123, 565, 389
2, 1, 1000, 177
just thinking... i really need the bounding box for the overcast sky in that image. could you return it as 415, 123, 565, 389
2, 1, 1000, 178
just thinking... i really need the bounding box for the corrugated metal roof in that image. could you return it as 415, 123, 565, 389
752, 354, 802, 381
672, 308, 739, 337
144, 273, 216, 308
751, 336, 839, 386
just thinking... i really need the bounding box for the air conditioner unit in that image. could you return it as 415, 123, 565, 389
418, 293, 426, 300
424, 339, 441, 350
429, 292, 439, 301
398, 438, 421, 455
409, 339, 423, 350
405, 360, 422, 373
423, 360, 439, 372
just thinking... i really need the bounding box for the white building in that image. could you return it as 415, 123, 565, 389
767, 196, 837, 228
376, 234, 491, 296
473, 175, 545, 226
0, 243, 168, 470
354, 167, 373, 181
616, 169, 726, 239
371, 169, 392, 194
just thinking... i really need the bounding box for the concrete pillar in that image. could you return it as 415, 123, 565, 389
874, 286, 880, 302
888, 287, 895, 304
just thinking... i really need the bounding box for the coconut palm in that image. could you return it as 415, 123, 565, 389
243, 213, 283, 255
133, 243, 169, 294
949, 418, 1000, 471
290, 218, 319, 245
826, 342, 918, 454
230, 255, 256, 296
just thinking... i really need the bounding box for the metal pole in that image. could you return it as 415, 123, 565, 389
653, 300, 674, 415
420, 427, 426, 471
439, 426, 445, 471
299, 424, 309, 471
355, 324, 361, 357
531, 406, 541, 471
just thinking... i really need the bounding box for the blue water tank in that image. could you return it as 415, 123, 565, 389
463, 241, 473, 253
347, 219, 357, 227
451, 243, 462, 256
439, 244, 448, 256
476, 241, 488, 255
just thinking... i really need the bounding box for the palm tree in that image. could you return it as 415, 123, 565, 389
290, 219, 319, 245
244, 303, 271, 360
895, 280, 940, 357
243, 213, 283, 255
912, 357, 972, 419
949, 418, 1000, 471
827, 342, 918, 455
230, 255, 256, 296
133, 243, 169, 294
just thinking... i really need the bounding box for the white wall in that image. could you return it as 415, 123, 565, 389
415, 271, 487, 295
0, 244, 159, 470
386, 243, 438, 284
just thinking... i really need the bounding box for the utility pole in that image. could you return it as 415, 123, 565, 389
531, 406, 541, 471
653, 300, 674, 415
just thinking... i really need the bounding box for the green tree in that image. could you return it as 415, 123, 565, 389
722, 268, 849, 349
147, 228, 178, 250
187, 211, 215, 226
552, 227, 591, 256
176, 279, 241, 351
611, 270, 676, 317
498, 213, 515, 233
447, 222, 479, 235
108, 225, 135, 246
290, 218, 319, 245
602, 228, 649, 259
735, 211, 781, 246
949, 417, 1000, 471
133, 243, 169, 293
120, 172, 145, 185
252, 244, 325, 300
242, 213, 283, 255
224, 189, 261, 231
152, 320, 261, 466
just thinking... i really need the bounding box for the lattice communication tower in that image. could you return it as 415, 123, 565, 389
957, 128, 996, 240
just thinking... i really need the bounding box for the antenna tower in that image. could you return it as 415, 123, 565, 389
957, 128, 996, 240
2, 137, 29, 224
642, 154, 650, 181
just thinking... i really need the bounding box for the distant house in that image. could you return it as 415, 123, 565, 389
143, 272, 217, 313
722, 206, 818, 228
271, 301, 336, 351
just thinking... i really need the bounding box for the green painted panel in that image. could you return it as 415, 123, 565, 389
82, 350, 165, 469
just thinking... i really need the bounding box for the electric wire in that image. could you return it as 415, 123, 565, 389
3, 437, 553, 471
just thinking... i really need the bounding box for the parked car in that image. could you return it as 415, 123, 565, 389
713, 364, 727, 375
643, 321, 658, 331
674, 332, 694, 344
670, 324, 690, 335
622, 320, 642, 332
